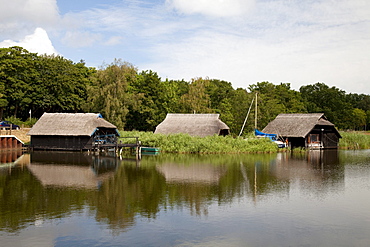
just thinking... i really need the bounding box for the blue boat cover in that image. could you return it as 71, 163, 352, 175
254, 129, 277, 140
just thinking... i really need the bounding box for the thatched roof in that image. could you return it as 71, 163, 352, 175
262, 113, 340, 138
154, 113, 230, 137
28, 113, 117, 136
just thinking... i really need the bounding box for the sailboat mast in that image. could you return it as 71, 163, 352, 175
254, 92, 258, 130
238, 96, 255, 136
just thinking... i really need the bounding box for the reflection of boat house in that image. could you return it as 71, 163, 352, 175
28, 152, 118, 189
28, 113, 119, 151
154, 114, 230, 137
262, 113, 341, 149
271, 151, 344, 191
156, 163, 226, 184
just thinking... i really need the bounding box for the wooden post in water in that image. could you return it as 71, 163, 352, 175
135, 137, 141, 160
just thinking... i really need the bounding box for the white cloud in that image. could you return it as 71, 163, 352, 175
144, 16, 370, 94
0, 27, 58, 55
166, 0, 255, 17
134, 0, 370, 94
0, 0, 59, 36
1, 0, 368, 94
105, 36, 123, 46
61, 30, 102, 48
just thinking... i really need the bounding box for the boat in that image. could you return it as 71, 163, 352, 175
240, 92, 287, 148
141, 147, 160, 153
254, 129, 286, 148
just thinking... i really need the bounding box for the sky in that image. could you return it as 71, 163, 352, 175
0, 0, 369, 94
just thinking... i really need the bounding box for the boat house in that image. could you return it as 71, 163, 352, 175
28, 113, 119, 151
154, 113, 230, 137
262, 113, 341, 149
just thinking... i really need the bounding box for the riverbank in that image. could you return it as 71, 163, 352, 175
120, 130, 370, 153
339, 131, 370, 149
119, 131, 279, 154
4, 129, 369, 153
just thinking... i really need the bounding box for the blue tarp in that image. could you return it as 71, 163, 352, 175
254, 129, 277, 141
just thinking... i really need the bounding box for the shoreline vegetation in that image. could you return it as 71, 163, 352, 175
119, 131, 370, 154
339, 131, 370, 150
2, 128, 369, 154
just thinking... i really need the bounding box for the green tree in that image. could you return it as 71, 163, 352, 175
300, 82, 353, 129
126, 70, 167, 131
248, 82, 306, 129
205, 79, 235, 110
346, 93, 370, 128
0, 46, 38, 119
179, 77, 212, 113
229, 88, 253, 135
0, 81, 7, 120
85, 59, 138, 129
126, 76, 191, 131
352, 108, 367, 130
161, 79, 189, 113
34, 55, 90, 115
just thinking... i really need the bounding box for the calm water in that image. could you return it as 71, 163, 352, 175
0, 149, 369, 247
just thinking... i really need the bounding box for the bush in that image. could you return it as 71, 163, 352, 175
339, 131, 370, 149
119, 131, 279, 154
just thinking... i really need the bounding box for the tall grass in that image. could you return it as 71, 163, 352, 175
339, 131, 370, 149
119, 131, 279, 154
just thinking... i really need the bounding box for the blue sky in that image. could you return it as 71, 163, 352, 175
1, 0, 369, 94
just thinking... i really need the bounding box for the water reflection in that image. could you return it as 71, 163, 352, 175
157, 163, 227, 184
1, 150, 369, 246
0, 150, 27, 165
28, 151, 119, 189
271, 150, 344, 194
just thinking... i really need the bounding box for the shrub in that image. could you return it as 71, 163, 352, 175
119, 131, 279, 154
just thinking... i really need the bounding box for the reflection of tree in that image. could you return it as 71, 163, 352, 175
0, 166, 90, 232
89, 163, 166, 232
154, 154, 282, 216
237, 154, 289, 201
161, 163, 227, 217
0, 151, 346, 234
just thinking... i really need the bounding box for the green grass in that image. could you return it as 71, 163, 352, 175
339, 131, 370, 149
119, 131, 279, 154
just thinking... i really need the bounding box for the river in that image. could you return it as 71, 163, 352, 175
0, 149, 369, 246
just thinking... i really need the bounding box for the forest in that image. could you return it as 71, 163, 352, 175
1, 46, 369, 135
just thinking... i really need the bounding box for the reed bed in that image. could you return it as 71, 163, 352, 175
339, 131, 370, 149
119, 131, 278, 154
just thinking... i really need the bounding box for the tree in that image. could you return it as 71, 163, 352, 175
85, 59, 138, 129
34, 55, 91, 116
205, 79, 234, 110
352, 108, 367, 130
126, 70, 166, 131
179, 77, 212, 113
300, 82, 353, 129
0, 46, 38, 119
0, 81, 7, 120
229, 88, 253, 135
248, 82, 306, 129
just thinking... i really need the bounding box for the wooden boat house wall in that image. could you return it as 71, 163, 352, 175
28, 113, 119, 151
154, 113, 230, 137
262, 113, 341, 149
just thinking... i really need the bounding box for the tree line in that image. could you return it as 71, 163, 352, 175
1, 46, 369, 134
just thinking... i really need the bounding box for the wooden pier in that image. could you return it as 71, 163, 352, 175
91, 136, 142, 159
0, 135, 24, 149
